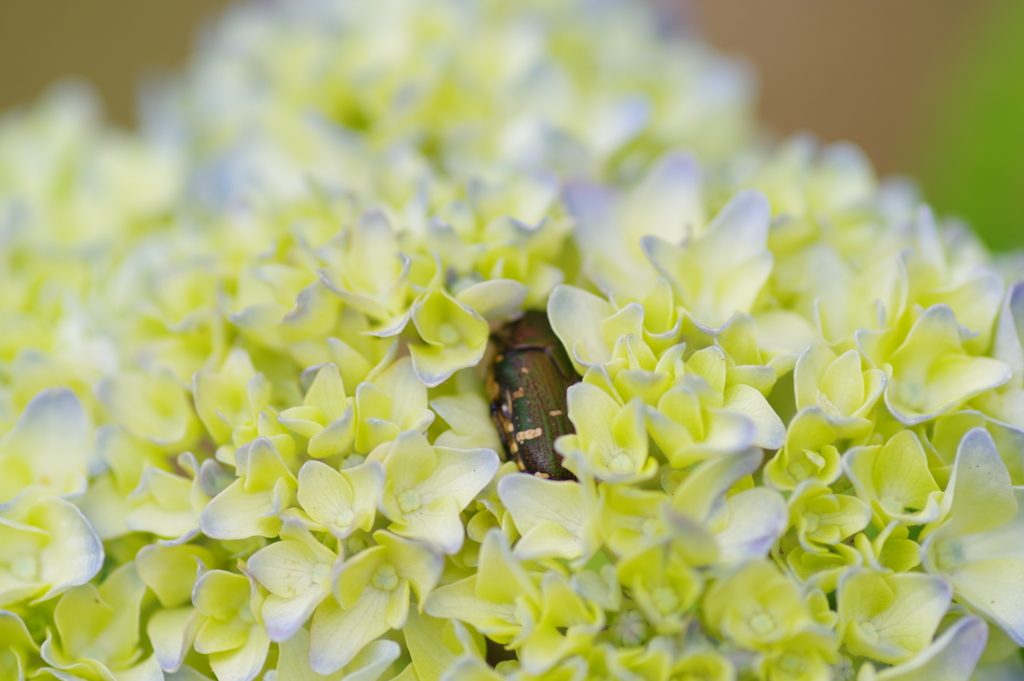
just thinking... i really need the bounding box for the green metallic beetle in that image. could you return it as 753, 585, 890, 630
489, 311, 579, 480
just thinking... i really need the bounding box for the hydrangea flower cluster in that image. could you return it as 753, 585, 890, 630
1, 0, 1022, 680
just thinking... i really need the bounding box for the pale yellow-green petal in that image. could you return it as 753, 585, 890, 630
866, 616, 988, 681
136, 543, 210, 608
498, 475, 589, 562
547, 285, 617, 375
309, 591, 391, 676
95, 371, 193, 445
839, 568, 952, 664
419, 447, 499, 512
374, 531, 444, 607
27, 497, 104, 603
0, 388, 91, 507
454, 279, 527, 321
207, 624, 269, 681
199, 478, 281, 541
147, 607, 200, 673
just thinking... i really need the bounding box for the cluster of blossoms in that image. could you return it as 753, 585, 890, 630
1, 1, 1022, 680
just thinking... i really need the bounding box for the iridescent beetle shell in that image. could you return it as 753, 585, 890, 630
488, 311, 579, 480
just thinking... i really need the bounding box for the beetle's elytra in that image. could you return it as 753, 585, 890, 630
489, 311, 579, 480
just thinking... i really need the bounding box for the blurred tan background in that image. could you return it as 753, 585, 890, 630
689, 0, 990, 175
1, 0, 1021, 247
0, 0, 234, 124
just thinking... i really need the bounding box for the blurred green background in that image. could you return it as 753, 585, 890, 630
693, 0, 1024, 252
1, 0, 1021, 250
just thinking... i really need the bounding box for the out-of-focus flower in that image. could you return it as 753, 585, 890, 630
0, 388, 91, 511
855, 616, 988, 681
354, 358, 435, 454
0, 497, 103, 608
922, 428, 1024, 645
843, 431, 943, 526
266, 627, 399, 681
702, 559, 821, 651
498, 472, 601, 563
296, 459, 384, 539
869, 305, 1010, 426
3, 0, 1024, 677
377, 430, 499, 554
190, 567, 270, 681
644, 190, 774, 332
556, 384, 652, 482
200, 436, 297, 540
795, 343, 886, 440
247, 520, 339, 642
38, 564, 163, 681
0, 610, 39, 681
314, 530, 443, 674
837, 568, 952, 664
